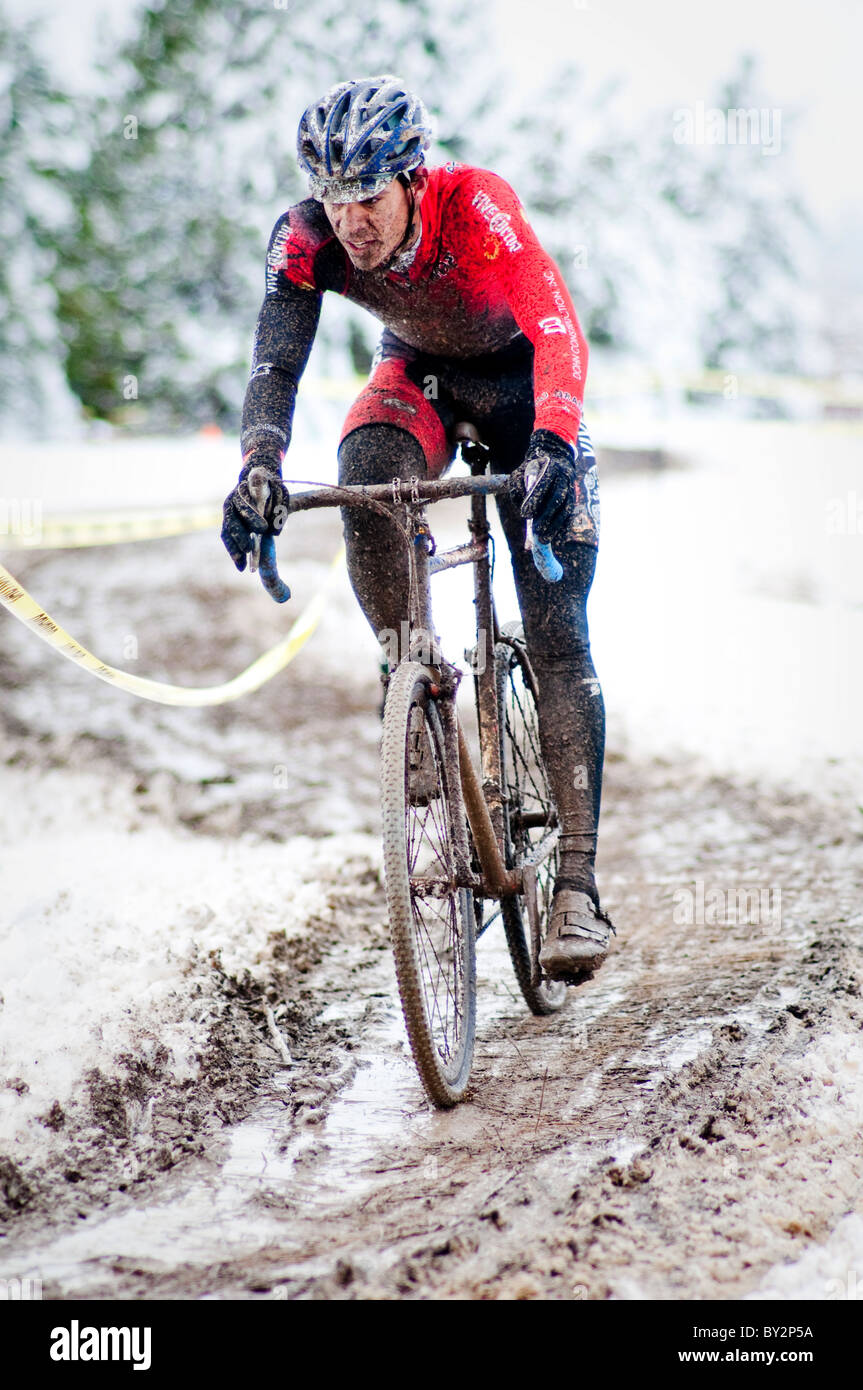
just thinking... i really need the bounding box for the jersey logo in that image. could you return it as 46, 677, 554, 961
266, 222, 292, 293
470, 189, 523, 253
428, 250, 456, 282
538, 315, 567, 335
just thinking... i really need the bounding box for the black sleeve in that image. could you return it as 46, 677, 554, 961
239, 214, 323, 469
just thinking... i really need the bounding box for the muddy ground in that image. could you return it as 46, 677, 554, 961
1, 495, 861, 1302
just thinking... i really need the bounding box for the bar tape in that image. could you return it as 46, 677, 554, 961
0, 549, 345, 706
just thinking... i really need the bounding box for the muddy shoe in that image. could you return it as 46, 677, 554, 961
539, 889, 615, 982
408, 708, 440, 806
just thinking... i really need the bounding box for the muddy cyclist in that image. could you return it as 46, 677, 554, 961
221, 75, 615, 980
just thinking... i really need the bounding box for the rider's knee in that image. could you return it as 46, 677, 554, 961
338, 423, 425, 489
338, 425, 422, 569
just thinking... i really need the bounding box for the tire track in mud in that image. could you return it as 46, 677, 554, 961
237, 767, 862, 1302
200, 897, 861, 1300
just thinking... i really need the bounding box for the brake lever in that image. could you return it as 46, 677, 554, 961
246, 468, 291, 603
523, 461, 563, 584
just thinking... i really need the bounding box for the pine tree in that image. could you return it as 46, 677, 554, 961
654, 54, 820, 374
50, 0, 503, 430
0, 9, 77, 433
487, 55, 821, 376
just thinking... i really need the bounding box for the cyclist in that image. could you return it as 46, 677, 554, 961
221, 75, 614, 981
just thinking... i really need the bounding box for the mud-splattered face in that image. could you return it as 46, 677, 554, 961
324, 173, 426, 271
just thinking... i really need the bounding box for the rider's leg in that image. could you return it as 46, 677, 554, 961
496, 498, 605, 907
339, 422, 441, 802
338, 350, 453, 644
338, 422, 426, 639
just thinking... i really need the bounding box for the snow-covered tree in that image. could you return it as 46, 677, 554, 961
0, 8, 78, 434
654, 55, 822, 374
490, 55, 822, 377
5, 4, 831, 434
50, 0, 502, 430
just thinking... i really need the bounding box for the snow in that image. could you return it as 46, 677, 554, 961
751, 1030, 863, 1300
2, 406, 860, 792
427, 414, 863, 801
0, 410, 861, 1291
0, 755, 378, 1170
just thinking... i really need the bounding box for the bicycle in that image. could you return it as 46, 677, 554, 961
247, 442, 569, 1107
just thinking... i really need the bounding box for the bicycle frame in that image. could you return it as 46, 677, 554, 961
282, 468, 557, 906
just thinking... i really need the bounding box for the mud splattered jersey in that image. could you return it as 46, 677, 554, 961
241, 164, 587, 462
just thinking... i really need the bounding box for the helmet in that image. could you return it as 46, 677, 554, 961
297, 75, 432, 203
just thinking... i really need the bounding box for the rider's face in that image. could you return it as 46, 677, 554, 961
324, 175, 423, 271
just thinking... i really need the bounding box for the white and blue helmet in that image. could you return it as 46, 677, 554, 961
297, 75, 432, 203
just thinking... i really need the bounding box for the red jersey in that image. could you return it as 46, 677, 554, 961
272, 163, 588, 447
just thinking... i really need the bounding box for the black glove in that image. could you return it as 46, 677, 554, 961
221, 456, 291, 572
510, 429, 577, 545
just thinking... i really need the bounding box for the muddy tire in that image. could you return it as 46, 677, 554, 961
495, 624, 568, 1015
380, 661, 477, 1106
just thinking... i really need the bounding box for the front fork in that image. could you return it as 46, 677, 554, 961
407, 500, 518, 899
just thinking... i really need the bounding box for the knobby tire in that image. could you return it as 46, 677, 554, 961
380, 661, 477, 1106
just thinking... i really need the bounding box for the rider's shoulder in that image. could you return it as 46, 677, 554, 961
266, 198, 341, 293
272, 197, 332, 245
433, 162, 520, 203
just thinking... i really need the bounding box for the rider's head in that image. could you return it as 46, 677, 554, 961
297, 76, 432, 271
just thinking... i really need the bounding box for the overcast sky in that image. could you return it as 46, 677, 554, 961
8, 0, 860, 231
492, 0, 862, 227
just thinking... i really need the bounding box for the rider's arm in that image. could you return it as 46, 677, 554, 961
450, 170, 588, 450
239, 210, 323, 469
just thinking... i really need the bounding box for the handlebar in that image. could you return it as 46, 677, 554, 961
286, 475, 511, 510
256, 533, 291, 603
247, 472, 562, 604
528, 540, 563, 583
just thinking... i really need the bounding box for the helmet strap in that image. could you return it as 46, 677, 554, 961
379, 171, 420, 270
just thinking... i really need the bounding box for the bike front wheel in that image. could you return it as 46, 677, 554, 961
380, 661, 476, 1106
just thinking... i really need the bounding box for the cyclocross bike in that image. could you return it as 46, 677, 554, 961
247, 436, 569, 1107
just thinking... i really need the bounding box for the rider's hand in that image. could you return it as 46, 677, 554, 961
221, 455, 291, 572
510, 429, 577, 546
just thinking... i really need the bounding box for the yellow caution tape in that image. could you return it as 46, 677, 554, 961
0, 505, 222, 551
0, 548, 345, 706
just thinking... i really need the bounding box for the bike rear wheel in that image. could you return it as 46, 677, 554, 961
380, 661, 477, 1106
495, 624, 568, 1015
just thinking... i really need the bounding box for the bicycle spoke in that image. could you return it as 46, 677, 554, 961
503, 666, 555, 873
420, 911, 460, 1045
495, 634, 567, 1017
413, 896, 461, 1057
401, 696, 467, 1068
